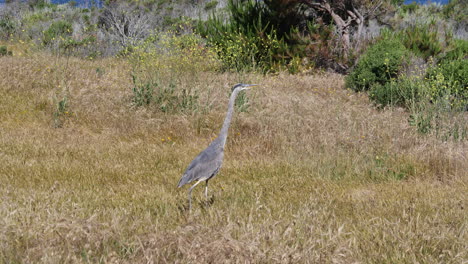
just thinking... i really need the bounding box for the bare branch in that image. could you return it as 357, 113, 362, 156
100, 2, 152, 48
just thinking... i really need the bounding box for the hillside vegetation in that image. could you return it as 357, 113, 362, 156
0, 0, 467, 262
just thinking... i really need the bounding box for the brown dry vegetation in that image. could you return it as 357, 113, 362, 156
0, 50, 467, 263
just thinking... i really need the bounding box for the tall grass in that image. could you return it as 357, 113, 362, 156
0, 49, 467, 262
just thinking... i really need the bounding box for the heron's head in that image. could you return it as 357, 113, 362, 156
231, 83, 258, 92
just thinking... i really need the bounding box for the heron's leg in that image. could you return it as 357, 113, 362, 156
188, 180, 203, 210
205, 180, 209, 200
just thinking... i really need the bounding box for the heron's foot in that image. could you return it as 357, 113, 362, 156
177, 199, 193, 213
203, 196, 215, 208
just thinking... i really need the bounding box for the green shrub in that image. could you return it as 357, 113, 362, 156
23, 12, 50, 25
426, 59, 468, 111
129, 31, 219, 78
440, 39, 468, 62
401, 2, 419, 14
204, 0, 218, 10
131, 75, 154, 107
0, 15, 17, 39
29, 0, 56, 9
443, 0, 468, 22
0, 46, 13, 56
399, 23, 444, 60
197, 0, 286, 72
346, 38, 409, 91
211, 31, 282, 72
43, 20, 73, 46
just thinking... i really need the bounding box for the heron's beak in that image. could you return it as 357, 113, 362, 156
244, 84, 258, 88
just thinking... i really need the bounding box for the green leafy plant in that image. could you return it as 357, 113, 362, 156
400, 2, 419, 14
204, 0, 218, 11
399, 23, 444, 60
43, 20, 73, 46
408, 110, 432, 134
197, 0, 286, 73
426, 59, 468, 111
153, 81, 199, 113
440, 39, 468, 62
369, 77, 426, 108
443, 0, 468, 22
0, 15, 17, 39
346, 38, 409, 91
0, 46, 13, 56
131, 76, 199, 113
53, 95, 71, 128
131, 75, 154, 107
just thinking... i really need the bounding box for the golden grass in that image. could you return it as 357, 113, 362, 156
0, 52, 467, 263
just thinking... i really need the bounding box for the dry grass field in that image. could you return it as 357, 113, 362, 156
0, 51, 467, 263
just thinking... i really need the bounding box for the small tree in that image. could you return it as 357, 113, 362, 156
99, 2, 152, 50
301, 0, 385, 59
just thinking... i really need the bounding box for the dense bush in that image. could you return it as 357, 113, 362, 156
198, 0, 287, 72
443, 0, 468, 23
400, 2, 419, 14
0, 14, 17, 39
346, 38, 409, 91
399, 23, 446, 60
440, 39, 468, 62
42, 20, 73, 46
426, 59, 468, 110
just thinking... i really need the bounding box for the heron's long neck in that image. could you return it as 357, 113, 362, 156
219, 89, 240, 147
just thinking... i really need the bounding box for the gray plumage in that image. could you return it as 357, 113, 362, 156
178, 83, 257, 210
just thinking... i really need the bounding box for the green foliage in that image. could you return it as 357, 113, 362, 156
43, 20, 73, 46
346, 38, 408, 91
213, 31, 282, 72
408, 108, 433, 134
400, 2, 419, 13
407, 100, 467, 140
197, 0, 287, 72
391, 0, 405, 5
29, 0, 56, 9
60, 35, 96, 52
0, 46, 13, 56
204, 0, 218, 11
23, 12, 50, 25
399, 23, 444, 60
369, 77, 426, 109
153, 81, 199, 113
348, 22, 466, 139
131, 75, 154, 107
0, 15, 17, 39
301, 21, 337, 71
440, 39, 468, 62
53, 95, 71, 128
128, 30, 219, 78
131, 76, 199, 113
368, 74, 467, 139
443, 0, 468, 22
426, 59, 468, 111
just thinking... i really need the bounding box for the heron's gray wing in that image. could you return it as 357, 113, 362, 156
177, 146, 223, 187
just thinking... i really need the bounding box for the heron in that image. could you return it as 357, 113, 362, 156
177, 83, 258, 210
